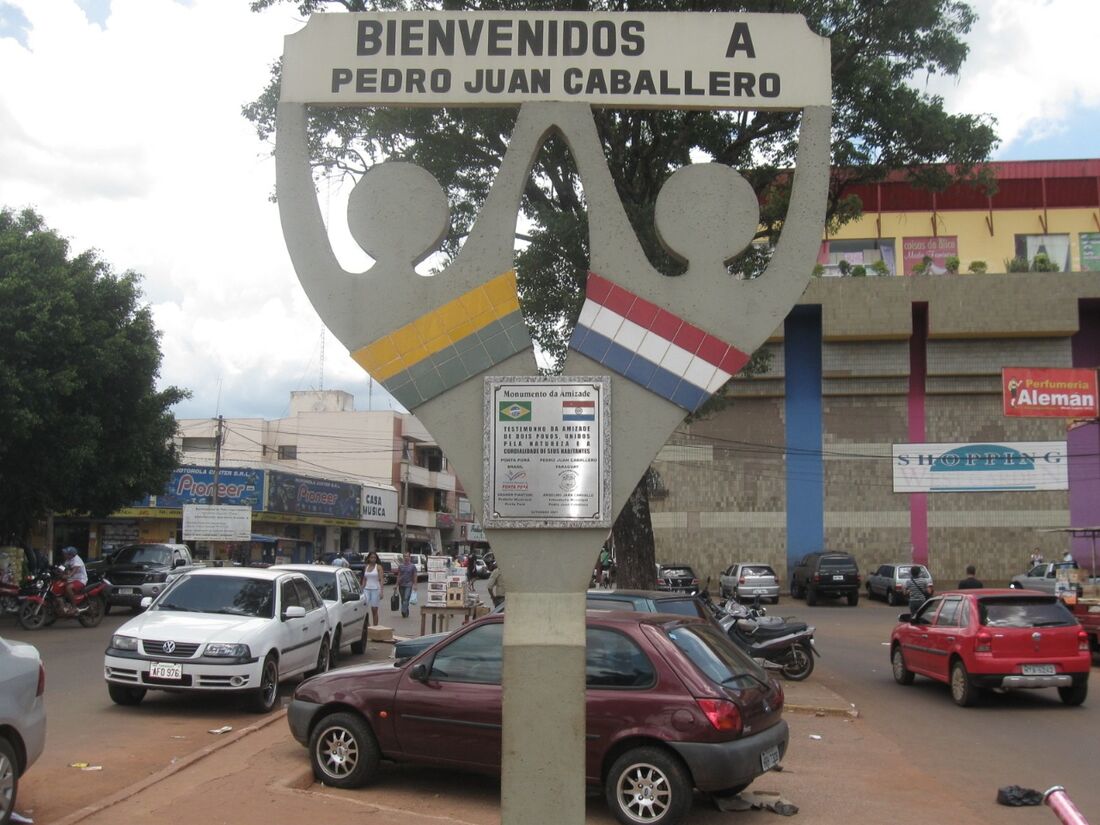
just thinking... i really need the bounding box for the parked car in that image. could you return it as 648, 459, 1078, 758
790, 552, 860, 606
91, 542, 199, 614
890, 589, 1091, 706
291, 611, 788, 825
104, 567, 333, 713
655, 563, 701, 594
720, 563, 780, 604
866, 563, 934, 606
376, 552, 402, 584
409, 553, 428, 581
1010, 560, 1081, 595
272, 564, 368, 664
0, 637, 46, 825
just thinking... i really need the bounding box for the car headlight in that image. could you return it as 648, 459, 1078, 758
144, 572, 168, 583
111, 635, 139, 651
204, 643, 250, 658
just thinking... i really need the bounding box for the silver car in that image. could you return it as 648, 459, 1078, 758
866, 563, 933, 606
1, 637, 46, 824
719, 563, 780, 604
1010, 561, 1080, 595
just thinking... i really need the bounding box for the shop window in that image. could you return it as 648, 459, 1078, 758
818, 239, 896, 276
278, 445, 298, 460
1014, 234, 1070, 271
181, 437, 216, 452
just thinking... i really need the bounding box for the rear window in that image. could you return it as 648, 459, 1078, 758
979, 597, 1076, 628
666, 623, 767, 689
819, 556, 856, 569
659, 567, 696, 578
742, 566, 776, 578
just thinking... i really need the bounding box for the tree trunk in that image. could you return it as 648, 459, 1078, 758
611, 469, 657, 590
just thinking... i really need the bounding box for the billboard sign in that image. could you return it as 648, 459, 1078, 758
1003, 367, 1098, 418
902, 235, 958, 275
361, 484, 398, 524
893, 442, 1068, 493
182, 504, 253, 542
140, 466, 265, 510
267, 471, 362, 519
1080, 232, 1100, 272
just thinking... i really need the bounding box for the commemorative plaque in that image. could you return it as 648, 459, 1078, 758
484, 376, 610, 528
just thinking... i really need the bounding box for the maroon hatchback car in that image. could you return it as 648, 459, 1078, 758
890, 589, 1091, 707
288, 611, 788, 825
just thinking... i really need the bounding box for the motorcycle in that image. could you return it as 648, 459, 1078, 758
699, 583, 818, 681
0, 573, 22, 616
18, 566, 110, 630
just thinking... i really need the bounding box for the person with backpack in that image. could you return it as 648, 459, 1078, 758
905, 565, 929, 614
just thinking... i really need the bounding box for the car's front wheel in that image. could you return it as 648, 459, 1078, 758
246, 654, 280, 713
1, 736, 19, 825
309, 711, 381, 789
891, 646, 914, 685
606, 746, 692, 825
108, 683, 147, 706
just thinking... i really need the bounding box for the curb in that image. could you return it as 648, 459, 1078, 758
784, 703, 860, 718
50, 708, 289, 825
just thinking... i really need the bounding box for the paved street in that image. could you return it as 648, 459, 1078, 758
3, 582, 1097, 824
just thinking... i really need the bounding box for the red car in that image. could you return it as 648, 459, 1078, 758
890, 589, 1090, 706
288, 611, 788, 825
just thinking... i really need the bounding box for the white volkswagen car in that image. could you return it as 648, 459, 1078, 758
1, 637, 46, 825
272, 564, 367, 664
104, 567, 332, 713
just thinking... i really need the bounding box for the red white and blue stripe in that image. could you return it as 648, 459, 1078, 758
562, 400, 596, 421
570, 272, 749, 412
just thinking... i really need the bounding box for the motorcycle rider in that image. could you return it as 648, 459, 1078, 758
61, 546, 88, 613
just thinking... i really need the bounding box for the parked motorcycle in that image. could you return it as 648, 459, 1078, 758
18, 566, 110, 630
699, 583, 818, 681
0, 576, 20, 616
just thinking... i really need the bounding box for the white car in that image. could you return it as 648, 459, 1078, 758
1, 637, 46, 825
104, 567, 332, 713
272, 564, 368, 664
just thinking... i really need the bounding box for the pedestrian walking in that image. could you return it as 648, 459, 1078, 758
905, 565, 929, 614
957, 565, 983, 589
597, 545, 611, 588
396, 550, 418, 618
1030, 548, 1044, 567
360, 551, 383, 626
487, 566, 505, 607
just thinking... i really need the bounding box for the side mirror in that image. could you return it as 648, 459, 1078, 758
140, 596, 153, 609
898, 613, 911, 623
411, 663, 429, 683
283, 605, 307, 621
173, 558, 187, 569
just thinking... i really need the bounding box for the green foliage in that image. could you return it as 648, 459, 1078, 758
967, 260, 987, 274
1031, 252, 1060, 272
812, 263, 826, 277
870, 259, 891, 276
911, 255, 935, 276
850, 264, 867, 277
0, 208, 188, 543
945, 255, 960, 274
837, 259, 852, 276
1005, 256, 1030, 272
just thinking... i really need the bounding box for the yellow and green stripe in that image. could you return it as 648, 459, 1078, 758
352, 271, 531, 409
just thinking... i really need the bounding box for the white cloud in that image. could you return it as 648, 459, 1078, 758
926, 0, 1100, 155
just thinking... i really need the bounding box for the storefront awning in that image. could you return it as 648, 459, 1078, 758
250, 533, 313, 544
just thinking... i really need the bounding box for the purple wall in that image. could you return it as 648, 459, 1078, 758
1069, 300, 1100, 573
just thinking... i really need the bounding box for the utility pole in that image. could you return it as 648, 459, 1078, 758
399, 440, 410, 555
212, 415, 225, 505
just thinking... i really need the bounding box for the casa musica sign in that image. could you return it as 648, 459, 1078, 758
280, 12, 830, 109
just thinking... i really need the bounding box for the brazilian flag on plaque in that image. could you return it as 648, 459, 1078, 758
498, 401, 532, 421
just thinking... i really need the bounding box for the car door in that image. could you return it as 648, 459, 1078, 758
392, 622, 503, 769
924, 596, 964, 681
898, 598, 942, 676
873, 565, 890, 598
293, 577, 329, 669
339, 568, 366, 640
274, 578, 308, 675
720, 565, 737, 595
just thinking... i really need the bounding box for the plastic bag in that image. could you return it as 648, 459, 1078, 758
997, 786, 1043, 807
410, 589, 419, 606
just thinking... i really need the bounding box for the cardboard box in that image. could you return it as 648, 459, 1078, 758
367, 625, 394, 643
474, 604, 491, 618
427, 557, 449, 571
426, 592, 447, 606
428, 571, 449, 583
448, 575, 465, 585
446, 586, 465, 607
428, 582, 446, 592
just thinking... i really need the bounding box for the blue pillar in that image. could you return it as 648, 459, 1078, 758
784, 306, 824, 571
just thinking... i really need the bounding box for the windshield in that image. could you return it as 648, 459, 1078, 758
116, 546, 172, 565
298, 569, 337, 600
666, 622, 767, 689
979, 597, 1075, 628
155, 576, 274, 618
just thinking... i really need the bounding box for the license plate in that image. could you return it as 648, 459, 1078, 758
754, 588, 768, 594
149, 662, 183, 680
832, 575, 844, 581
1022, 664, 1055, 676
117, 588, 135, 595
760, 745, 781, 771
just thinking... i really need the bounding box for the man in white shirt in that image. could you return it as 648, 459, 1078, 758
331, 551, 350, 568
61, 546, 88, 612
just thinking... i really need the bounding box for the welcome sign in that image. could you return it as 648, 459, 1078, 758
893, 442, 1068, 493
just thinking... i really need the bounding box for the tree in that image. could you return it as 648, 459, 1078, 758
246, 0, 998, 588
0, 208, 187, 544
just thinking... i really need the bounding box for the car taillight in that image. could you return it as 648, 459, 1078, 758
37, 663, 46, 697
695, 698, 743, 735
739, 577, 746, 585
813, 574, 820, 582
976, 631, 993, 653
1079, 630, 1090, 652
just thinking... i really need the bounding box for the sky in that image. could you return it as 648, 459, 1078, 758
1, 0, 1098, 422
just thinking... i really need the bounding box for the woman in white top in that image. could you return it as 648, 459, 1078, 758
361, 551, 383, 626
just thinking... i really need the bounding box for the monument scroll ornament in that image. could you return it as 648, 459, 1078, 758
276, 10, 830, 824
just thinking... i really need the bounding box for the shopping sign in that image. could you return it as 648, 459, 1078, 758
1002, 368, 1098, 418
